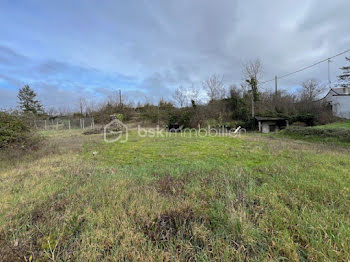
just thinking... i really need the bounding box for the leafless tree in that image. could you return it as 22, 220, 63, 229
173, 85, 187, 107
242, 58, 263, 81
85, 100, 96, 116
47, 106, 58, 116
187, 83, 202, 104
203, 74, 226, 101
108, 90, 123, 106
78, 97, 86, 115
241, 59, 263, 117
300, 79, 325, 102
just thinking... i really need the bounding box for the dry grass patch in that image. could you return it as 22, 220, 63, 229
154, 174, 192, 197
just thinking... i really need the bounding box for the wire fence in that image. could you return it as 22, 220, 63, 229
34, 118, 95, 130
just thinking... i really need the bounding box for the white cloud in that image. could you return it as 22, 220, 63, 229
0, 0, 349, 109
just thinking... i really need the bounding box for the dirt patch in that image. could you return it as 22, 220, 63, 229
83, 128, 104, 135
245, 198, 265, 225
142, 206, 207, 244
29, 192, 70, 225
155, 175, 187, 197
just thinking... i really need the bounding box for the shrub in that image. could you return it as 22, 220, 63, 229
206, 118, 219, 128
167, 111, 191, 128
292, 113, 315, 126
236, 119, 256, 130
0, 111, 40, 149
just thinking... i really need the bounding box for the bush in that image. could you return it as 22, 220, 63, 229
206, 118, 219, 128
291, 113, 315, 126
167, 111, 191, 128
237, 119, 256, 130
283, 126, 350, 143
0, 112, 40, 149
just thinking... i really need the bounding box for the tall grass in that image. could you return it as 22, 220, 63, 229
1, 130, 350, 261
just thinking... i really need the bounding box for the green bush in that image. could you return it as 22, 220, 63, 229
168, 111, 191, 128
206, 118, 219, 128
0, 112, 39, 149
291, 113, 315, 126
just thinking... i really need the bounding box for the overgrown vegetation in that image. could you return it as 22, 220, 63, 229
0, 111, 40, 149
315, 120, 350, 130
1, 130, 350, 260
279, 126, 350, 146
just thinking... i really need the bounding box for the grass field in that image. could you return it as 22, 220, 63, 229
1, 129, 350, 261
315, 121, 350, 130
278, 121, 350, 147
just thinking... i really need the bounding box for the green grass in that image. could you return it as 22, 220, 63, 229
315, 121, 350, 130
1, 130, 350, 261
277, 125, 350, 147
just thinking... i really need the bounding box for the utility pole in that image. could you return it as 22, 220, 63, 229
246, 78, 256, 118
157, 102, 160, 126
119, 89, 122, 106
327, 58, 332, 89
275, 75, 278, 96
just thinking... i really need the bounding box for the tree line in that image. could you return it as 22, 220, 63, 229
11, 57, 350, 128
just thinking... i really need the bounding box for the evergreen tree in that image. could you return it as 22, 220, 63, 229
17, 85, 43, 114
337, 57, 350, 88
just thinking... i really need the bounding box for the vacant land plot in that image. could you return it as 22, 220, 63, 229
1, 130, 350, 261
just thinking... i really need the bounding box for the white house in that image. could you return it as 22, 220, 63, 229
320, 87, 350, 119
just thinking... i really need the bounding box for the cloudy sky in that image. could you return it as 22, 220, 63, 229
0, 0, 349, 110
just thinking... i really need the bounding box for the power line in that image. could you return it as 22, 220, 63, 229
261, 48, 350, 84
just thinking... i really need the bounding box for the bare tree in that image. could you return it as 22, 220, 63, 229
242, 59, 263, 81
203, 74, 225, 101
78, 97, 86, 115
242, 59, 263, 118
108, 90, 124, 106
85, 100, 96, 116
47, 106, 58, 117
300, 79, 325, 102
173, 85, 187, 107
187, 83, 202, 104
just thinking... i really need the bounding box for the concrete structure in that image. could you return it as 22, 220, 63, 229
255, 117, 289, 133
320, 87, 350, 119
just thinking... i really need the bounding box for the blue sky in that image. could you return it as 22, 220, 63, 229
0, 0, 349, 111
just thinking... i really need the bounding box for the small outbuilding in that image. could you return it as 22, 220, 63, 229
255, 116, 289, 133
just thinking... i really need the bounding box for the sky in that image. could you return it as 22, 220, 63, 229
0, 0, 349, 111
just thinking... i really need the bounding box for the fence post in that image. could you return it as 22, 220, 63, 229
68, 120, 71, 130
45, 120, 47, 130
80, 119, 82, 129
82, 119, 85, 129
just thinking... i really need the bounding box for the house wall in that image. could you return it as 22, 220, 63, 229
324, 91, 350, 119
331, 96, 350, 119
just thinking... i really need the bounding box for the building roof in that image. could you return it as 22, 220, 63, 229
318, 87, 350, 101
255, 116, 287, 121
331, 87, 350, 96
